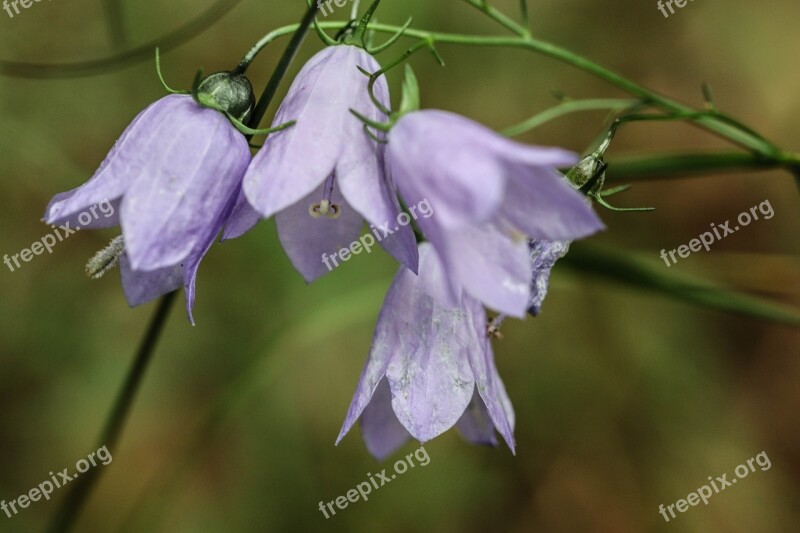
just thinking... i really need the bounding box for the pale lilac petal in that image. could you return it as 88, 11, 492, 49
244, 45, 385, 219
360, 379, 412, 460
464, 298, 516, 453
492, 140, 578, 169
44, 97, 174, 225
182, 182, 242, 324
383, 244, 476, 442
338, 145, 418, 273
121, 96, 250, 271
44, 192, 120, 229
431, 222, 531, 318
388, 110, 505, 230
527, 239, 571, 316
502, 164, 604, 240
333, 55, 418, 274
336, 262, 416, 444
275, 180, 364, 283
455, 392, 498, 447
119, 253, 183, 307
221, 189, 262, 240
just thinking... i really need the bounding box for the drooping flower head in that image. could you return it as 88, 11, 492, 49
337, 243, 515, 460
224, 44, 418, 281
385, 109, 605, 317
44, 70, 256, 323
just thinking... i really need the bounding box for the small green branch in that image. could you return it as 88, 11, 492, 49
563, 244, 800, 328
605, 152, 799, 182
502, 98, 640, 137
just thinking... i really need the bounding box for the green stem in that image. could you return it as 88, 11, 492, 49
462, 0, 528, 36
246, 3, 320, 129
563, 244, 800, 328
0, 0, 244, 79
605, 151, 800, 182
502, 98, 640, 137
47, 291, 178, 533
240, 20, 787, 162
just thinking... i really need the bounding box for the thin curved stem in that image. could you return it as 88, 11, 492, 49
242, 20, 786, 162
0, 0, 244, 78
47, 291, 178, 533
502, 98, 640, 136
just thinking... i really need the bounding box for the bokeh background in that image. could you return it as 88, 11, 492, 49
1, 0, 799, 531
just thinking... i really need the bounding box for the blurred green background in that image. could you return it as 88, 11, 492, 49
1, 0, 799, 531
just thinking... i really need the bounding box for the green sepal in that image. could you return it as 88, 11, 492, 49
398, 64, 420, 116
155, 48, 190, 95
227, 117, 296, 137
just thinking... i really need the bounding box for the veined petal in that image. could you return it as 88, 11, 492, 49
45, 193, 120, 229
464, 297, 516, 453
383, 244, 476, 442
119, 253, 183, 307
182, 181, 243, 325
338, 150, 418, 273
433, 222, 532, 318
275, 180, 364, 283
360, 379, 412, 460
455, 391, 499, 447
121, 97, 250, 271
388, 110, 506, 230
244, 45, 381, 219
502, 164, 604, 240
221, 188, 262, 240
44, 96, 176, 225
336, 263, 412, 444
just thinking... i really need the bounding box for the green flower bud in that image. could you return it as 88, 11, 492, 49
196, 71, 256, 123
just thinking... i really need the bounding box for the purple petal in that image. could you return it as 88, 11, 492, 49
119, 253, 183, 307
388, 110, 506, 230
527, 239, 571, 315
181, 182, 243, 325
382, 244, 476, 442
121, 96, 250, 271
455, 391, 498, 447
221, 188, 262, 240
275, 179, 364, 283
464, 297, 516, 453
359, 379, 412, 460
429, 221, 531, 318
44, 193, 120, 229
502, 164, 604, 240
337, 244, 468, 445
336, 261, 412, 444
243, 45, 388, 219
338, 144, 418, 274
44, 96, 174, 225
